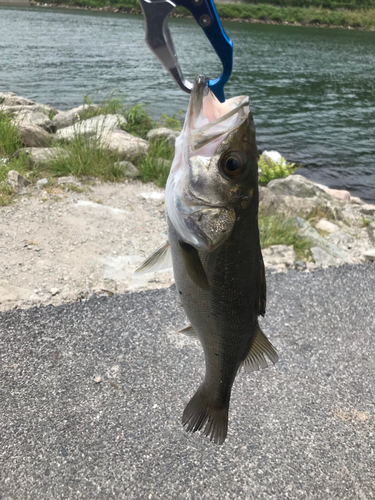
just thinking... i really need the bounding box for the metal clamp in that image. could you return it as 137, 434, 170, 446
139, 0, 233, 102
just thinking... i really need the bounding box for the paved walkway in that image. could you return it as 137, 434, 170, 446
1, 264, 374, 499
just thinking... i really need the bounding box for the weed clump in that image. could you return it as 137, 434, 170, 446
258, 155, 299, 186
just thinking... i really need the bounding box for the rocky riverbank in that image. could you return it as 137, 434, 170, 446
0, 91, 374, 311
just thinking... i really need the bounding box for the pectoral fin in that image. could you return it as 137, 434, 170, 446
240, 324, 278, 373
134, 241, 172, 275
179, 241, 210, 290
178, 324, 198, 337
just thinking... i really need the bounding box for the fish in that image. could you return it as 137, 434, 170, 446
136, 76, 278, 444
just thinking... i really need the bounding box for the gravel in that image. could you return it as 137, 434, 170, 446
1, 263, 374, 499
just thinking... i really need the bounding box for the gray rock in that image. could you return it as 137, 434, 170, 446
259, 186, 280, 215
294, 260, 307, 271
0, 103, 57, 116
16, 122, 52, 148
36, 178, 48, 188
118, 161, 140, 178
326, 231, 355, 247
316, 184, 351, 202
324, 242, 350, 262
14, 109, 55, 133
362, 249, 375, 262
5, 170, 30, 194
291, 218, 326, 248
315, 218, 339, 234
267, 174, 331, 199
262, 244, 296, 271
281, 195, 340, 220
57, 176, 81, 187
10, 147, 68, 168
311, 246, 338, 267
52, 104, 100, 130
1, 93, 35, 106
360, 204, 375, 217
367, 222, 375, 245
55, 114, 127, 141
99, 130, 148, 161
147, 127, 179, 146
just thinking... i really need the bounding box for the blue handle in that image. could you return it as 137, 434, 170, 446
174, 0, 233, 102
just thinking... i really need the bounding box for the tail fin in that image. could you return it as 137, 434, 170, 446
182, 388, 228, 445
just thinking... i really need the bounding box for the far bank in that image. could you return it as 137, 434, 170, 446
27, 0, 375, 30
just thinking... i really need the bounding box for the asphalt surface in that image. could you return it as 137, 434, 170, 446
1, 264, 374, 500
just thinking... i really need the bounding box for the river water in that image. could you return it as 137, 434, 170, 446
0, 7, 374, 201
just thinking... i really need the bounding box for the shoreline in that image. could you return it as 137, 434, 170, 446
27, 2, 375, 31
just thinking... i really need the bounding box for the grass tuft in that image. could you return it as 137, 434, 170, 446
136, 139, 174, 188
259, 214, 312, 260
0, 111, 23, 157
48, 135, 125, 181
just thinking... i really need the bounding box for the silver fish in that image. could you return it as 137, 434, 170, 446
136, 76, 278, 444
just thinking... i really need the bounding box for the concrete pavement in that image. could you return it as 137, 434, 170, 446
0, 264, 374, 499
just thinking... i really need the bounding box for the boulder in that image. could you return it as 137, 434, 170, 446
360, 204, 375, 217
55, 114, 127, 141
261, 150, 285, 165
315, 218, 339, 234
99, 130, 148, 160
311, 244, 350, 267
118, 161, 140, 178
5, 170, 30, 194
311, 247, 339, 267
16, 122, 52, 147
10, 147, 68, 168
317, 185, 351, 202
147, 127, 180, 146
0, 93, 35, 106
267, 174, 331, 200
259, 187, 280, 215
0, 103, 57, 116
52, 104, 100, 130
262, 244, 296, 271
13, 109, 55, 133
280, 195, 340, 220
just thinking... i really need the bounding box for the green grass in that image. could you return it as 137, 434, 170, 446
136, 139, 174, 188
259, 214, 312, 260
48, 135, 126, 181
0, 111, 23, 157
123, 103, 155, 139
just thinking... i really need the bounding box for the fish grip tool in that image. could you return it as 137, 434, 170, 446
138, 0, 233, 102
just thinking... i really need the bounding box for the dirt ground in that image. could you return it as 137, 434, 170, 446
0, 178, 174, 311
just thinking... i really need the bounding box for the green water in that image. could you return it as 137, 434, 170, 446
0, 7, 374, 200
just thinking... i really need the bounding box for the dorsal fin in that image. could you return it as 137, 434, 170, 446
240, 324, 278, 373
134, 241, 172, 275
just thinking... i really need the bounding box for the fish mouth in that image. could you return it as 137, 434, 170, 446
187, 76, 250, 154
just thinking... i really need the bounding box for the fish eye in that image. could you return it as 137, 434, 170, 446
220, 151, 247, 180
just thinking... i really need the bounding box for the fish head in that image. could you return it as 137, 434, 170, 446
166, 76, 258, 251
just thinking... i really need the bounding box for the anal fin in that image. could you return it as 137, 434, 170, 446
240, 324, 278, 373
134, 241, 172, 275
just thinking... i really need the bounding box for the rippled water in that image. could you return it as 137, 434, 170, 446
0, 7, 374, 200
